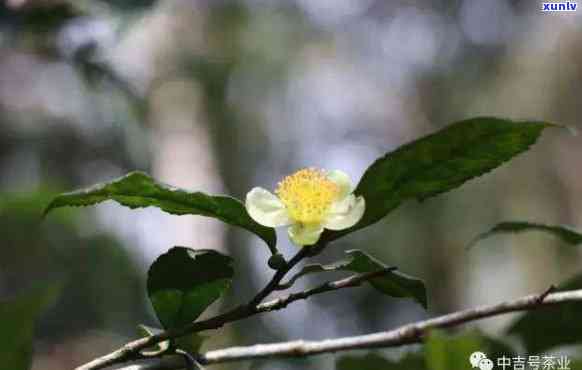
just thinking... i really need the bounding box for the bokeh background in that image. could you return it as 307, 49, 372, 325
1, 0, 581, 369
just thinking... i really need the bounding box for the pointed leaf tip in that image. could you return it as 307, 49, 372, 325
468, 221, 582, 249
43, 171, 277, 251
284, 249, 427, 308
322, 117, 560, 243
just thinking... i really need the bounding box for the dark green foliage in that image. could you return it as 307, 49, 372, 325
507, 273, 582, 354
343, 250, 427, 309
39, 116, 568, 365
469, 221, 582, 248
97, 0, 157, 12
0, 192, 148, 340
0, 3, 79, 34
322, 117, 555, 243
0, 284, 60, 370
425, 331, 484, 370
147, 247, 233, 329
286, 250, 427, 308
44, 171, 276, 252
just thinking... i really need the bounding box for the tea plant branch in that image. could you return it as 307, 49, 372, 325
103, 267, 395, 370
116, 287, 582, 370
76, 244, 325, 370
197, 286, 582, 364
76, 239, 581, 370
76, 259, 391, 370
255, 266, 396, 312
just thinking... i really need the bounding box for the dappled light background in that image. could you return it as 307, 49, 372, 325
1, 1, 581, 369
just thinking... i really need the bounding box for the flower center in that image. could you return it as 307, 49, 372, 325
276, 168, 339, 224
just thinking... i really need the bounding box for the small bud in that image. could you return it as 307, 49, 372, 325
268, 253, 287, 270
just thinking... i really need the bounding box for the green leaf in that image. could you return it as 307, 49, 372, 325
468, 221, 582, 248
507, 273, 582, 354
147, 247, 234, 329
44, 171, 276, 252
0, 284, 61, 370
336, 352, 426, 370
284, 249, 427, 308
425, 331, 484, 370
343, 250, 427, 308
322, 117, 557, 243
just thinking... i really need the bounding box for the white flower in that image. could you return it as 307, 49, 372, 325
245, 168, 365, 246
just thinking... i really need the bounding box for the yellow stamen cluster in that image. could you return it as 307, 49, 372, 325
276, 168, 339, 224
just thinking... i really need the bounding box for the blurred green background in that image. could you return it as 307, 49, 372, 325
0, 1, 581, 369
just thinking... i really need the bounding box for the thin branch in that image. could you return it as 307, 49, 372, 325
75, 245, 318, 370
248, 247, 311, 306
536, 284, 556, 303
113, 268, 396, 370
79, 234, 579, 370
275, 264, 334, 291
258, 267, 396, 312
196, 288, 582, 364
174, 349, 200, 370
116, 287, 582, 369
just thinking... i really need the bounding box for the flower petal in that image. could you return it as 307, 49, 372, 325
288, 224, 324, 246
323, 195, 365, 230
245, 187, 291, 227
327, 170, 352, 199
329, 193, 352, 214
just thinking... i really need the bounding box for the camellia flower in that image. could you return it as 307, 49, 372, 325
245, 168, 365, 246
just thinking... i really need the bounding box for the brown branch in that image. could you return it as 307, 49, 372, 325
256, 267, 396, 312
197, 287, 582, 364
75, 246, 317, 370
536, 284, 556, 303
116, 287, 582, 369
77, 237, 577, 370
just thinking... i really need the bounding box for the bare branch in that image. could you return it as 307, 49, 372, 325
536, 284, 556, 303
111, 268, 395, 370
75, 246, 318, 370
116, 288, 582, 369
275, 264, 333, 290
198, 288, 582, 364
78, 234, 580, 370
258, 267, 396, 312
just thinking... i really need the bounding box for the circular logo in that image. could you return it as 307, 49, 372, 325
469, 352, 488, 368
